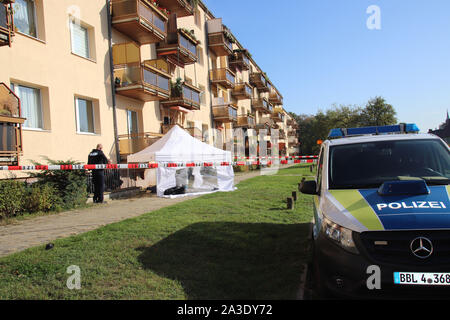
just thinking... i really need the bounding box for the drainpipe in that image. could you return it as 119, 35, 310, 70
106, 0, 120, 164
204, 14, 218, 148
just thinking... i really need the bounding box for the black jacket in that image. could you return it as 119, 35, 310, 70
88, 149, 108, 169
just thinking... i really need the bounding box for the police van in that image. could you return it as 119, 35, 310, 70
300, 123, 450, 298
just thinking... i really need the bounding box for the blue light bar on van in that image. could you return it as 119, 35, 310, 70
327, 123, 419, 138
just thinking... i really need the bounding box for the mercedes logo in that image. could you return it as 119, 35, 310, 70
410, 237, 433, 259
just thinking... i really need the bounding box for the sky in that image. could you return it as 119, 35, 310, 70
202, 0, 450, 132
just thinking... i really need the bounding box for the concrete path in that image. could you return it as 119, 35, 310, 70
0, 167, 292, 258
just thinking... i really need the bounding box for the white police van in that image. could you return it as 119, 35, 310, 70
300, 124, 450, 298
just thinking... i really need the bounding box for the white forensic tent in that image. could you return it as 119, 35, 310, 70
127, 125, 235, 197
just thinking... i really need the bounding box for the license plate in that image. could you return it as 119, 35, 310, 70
394, 272, 450, 286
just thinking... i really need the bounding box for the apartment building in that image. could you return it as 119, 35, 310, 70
0, 0, 298, 176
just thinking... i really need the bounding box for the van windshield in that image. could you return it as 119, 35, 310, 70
329, 139, 450, 189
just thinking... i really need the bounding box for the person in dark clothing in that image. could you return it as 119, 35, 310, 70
88, 144, 110, 203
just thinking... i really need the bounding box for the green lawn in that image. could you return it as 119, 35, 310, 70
0, 164, 315, 300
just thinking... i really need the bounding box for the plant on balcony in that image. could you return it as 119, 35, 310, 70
188, 0, 199, 10
149, 0, 170, 18
181, 28, 200, 44
233, 48, 251, 59
223, 28, 235, 44
170, 77, 184, 97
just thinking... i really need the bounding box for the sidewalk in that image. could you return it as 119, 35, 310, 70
0, 166, 292, 258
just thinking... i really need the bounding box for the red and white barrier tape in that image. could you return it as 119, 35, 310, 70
0, 158, 317, 171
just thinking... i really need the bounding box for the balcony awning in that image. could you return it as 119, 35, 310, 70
169, 106, 193, 113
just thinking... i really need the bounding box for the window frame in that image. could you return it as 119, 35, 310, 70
69, 18, 91, 60
127, 109, 139, 135
75, 97, 96, 134
13, 0, 39, 39
11, 82, 44, 130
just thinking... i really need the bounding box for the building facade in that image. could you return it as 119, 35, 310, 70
0, 0, 299, 176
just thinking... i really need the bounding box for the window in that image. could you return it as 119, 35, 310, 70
198, 84, 206, 106
75, 98, 95, 133
11, 83, 43, 129
127, 110, 138, 135
70, 20, 90, 59
13, 0, 37, 37
328, 139, 450, 189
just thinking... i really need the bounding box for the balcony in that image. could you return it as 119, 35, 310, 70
113, 43, 170, 101
249, 72, 269, 92
231, 82, 252, 100
157, 22, 199, 67
212, 97, 237, 123
236, 114, 255, 129
118, 131, 162, 160
228, 50, 250, 72
160, 82, 201, 111
252, 98, 271, 114
0, 83, 26, 165
271, 108, 285, 123
269, 89, 283, 105
156, 0, 194, 17
0, 2, 14, 47
207, 18, 234, 56
111, 0, 168, 45
210, 68, 235, 89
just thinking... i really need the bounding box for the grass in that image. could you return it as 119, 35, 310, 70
0, 164, 315, 300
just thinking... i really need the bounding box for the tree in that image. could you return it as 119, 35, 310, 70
290, 97, 398, 155
360, 96, 397, 126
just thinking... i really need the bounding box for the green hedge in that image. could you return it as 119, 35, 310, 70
0, 159, 88, 219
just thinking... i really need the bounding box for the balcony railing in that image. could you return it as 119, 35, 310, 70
229, 50, 250, 72
111, 0, 168, 45
0, 3, 14, 47
118, 131, 162, 159
157, 28, 198, 67
161, 82, 201, 110
252, 97, 271, 113
114, 60, 171, 102
249, 72, 269, 92
0, 83, 26, 165
212, 97, 237, 123
113, 43, 170, 101
231, 82, 252, 100
156, 0, 194, 17
269, 89, 283, 105
210, 68, 235, 89
236, 114, 255, 128
207, 19, 234, 56
271, 109, 285, 123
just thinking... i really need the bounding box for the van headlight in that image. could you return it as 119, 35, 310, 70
322, 217, 359, 254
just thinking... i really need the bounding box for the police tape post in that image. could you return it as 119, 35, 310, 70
0, 128, 316, 172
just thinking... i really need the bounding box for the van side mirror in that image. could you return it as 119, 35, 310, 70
300, 180, 318, 195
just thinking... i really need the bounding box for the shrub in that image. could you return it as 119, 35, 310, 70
30, 158, 88, 210
0, 180, 26, 218
24, 183, 60, 213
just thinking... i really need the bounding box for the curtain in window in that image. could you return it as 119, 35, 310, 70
14, 84, 42, 129
71, 21, 89, 58
14, 0, 36, 37
77, 98, 94, 133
